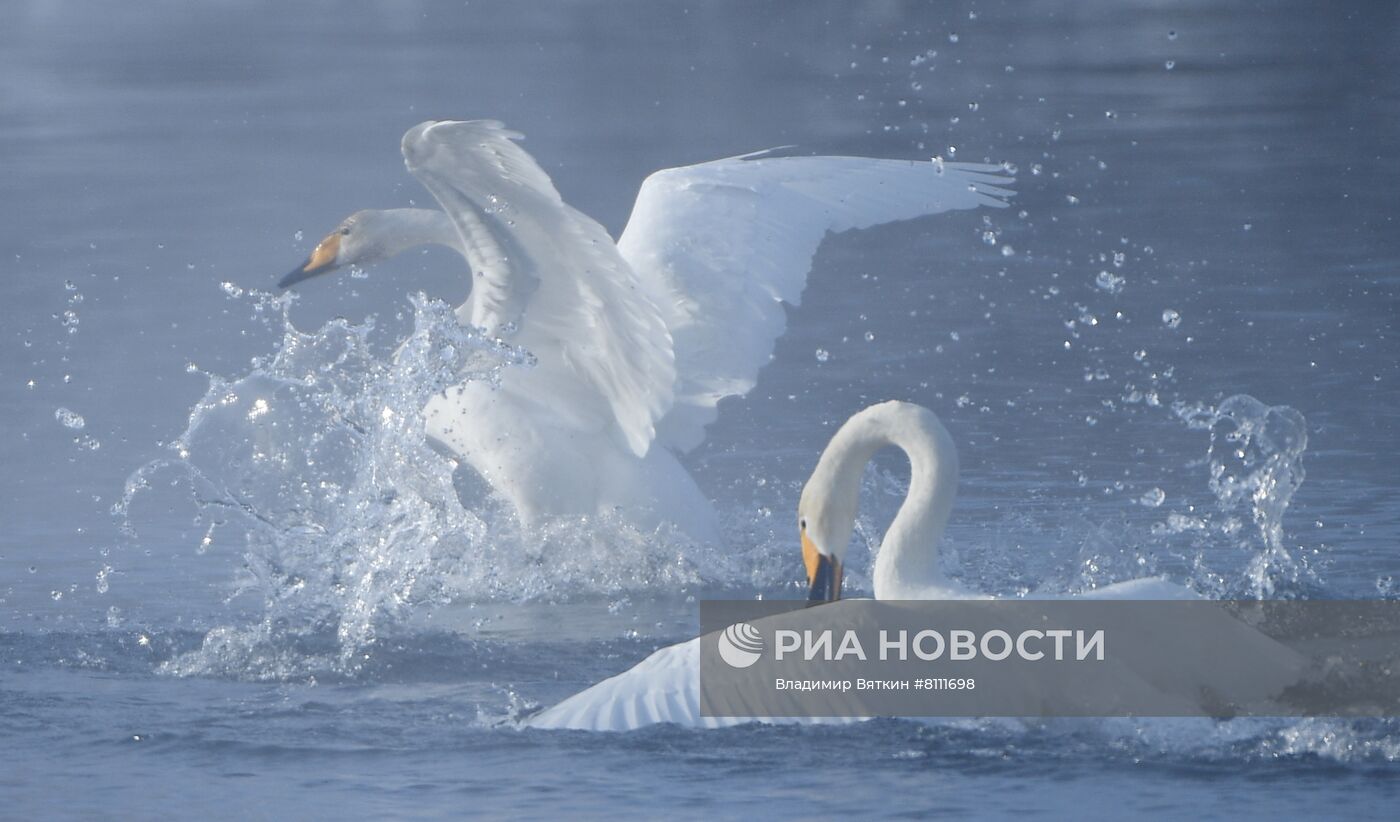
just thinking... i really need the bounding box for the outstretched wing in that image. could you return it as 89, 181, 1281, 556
525, 637, 863, 731
402, 120, 674, 457
618, 154, 1013, 452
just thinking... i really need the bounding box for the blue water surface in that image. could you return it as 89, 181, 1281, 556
2, 1, 1398, 818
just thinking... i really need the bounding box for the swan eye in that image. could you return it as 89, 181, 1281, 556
340, 227, 352, 236
800, 518, 807, 531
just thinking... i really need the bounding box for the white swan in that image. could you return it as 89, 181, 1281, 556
278, 121, 1013, 544
526, 401, 1303, 731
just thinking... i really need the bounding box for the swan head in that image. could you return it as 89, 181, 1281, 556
279, 211, 391, 289
798, 466, 858, 604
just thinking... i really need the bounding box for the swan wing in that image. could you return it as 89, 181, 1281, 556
530, 593, 1307, 730
526, 638, 714, 731
526, 635, 863, 732
617, 153, 1013, 451
402, 120, 674, 457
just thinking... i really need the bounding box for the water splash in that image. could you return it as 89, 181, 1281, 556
114, 289, 705, 677
1169, 394, 1314, 598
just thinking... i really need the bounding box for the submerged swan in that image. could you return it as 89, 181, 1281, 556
527, 401, 1301, 732
278, 121, 1013, 544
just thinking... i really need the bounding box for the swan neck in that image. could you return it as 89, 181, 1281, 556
373, 208, 460, 256
819, 404, 958, 599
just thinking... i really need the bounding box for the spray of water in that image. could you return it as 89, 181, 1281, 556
112, 275, 1320, 681
115, 290, 711, 676
1170, 394, 1314, 598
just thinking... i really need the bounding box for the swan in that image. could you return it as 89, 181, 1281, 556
277, 120, 1013, 545
525, 401, 1304, 731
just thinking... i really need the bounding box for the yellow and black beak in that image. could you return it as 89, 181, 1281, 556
803, 530, 842, 603
278, 232, 341, 289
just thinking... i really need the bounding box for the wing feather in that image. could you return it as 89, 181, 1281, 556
618, 154, 1013, 452
402, 120, 674, 457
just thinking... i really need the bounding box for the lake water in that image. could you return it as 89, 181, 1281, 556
3, 0, 1398, 818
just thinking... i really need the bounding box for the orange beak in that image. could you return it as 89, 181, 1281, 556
803, 529, 842, 602
279, 232, 341, 289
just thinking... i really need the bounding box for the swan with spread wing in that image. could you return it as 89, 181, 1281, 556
279, 120, 1013, 544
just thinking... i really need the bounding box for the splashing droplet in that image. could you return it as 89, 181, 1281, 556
54, 407, 86, 430
1095, 270, 1126, 294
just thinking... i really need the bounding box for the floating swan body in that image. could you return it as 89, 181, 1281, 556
279, 121, 1013, 543
526, 401, 1300, 732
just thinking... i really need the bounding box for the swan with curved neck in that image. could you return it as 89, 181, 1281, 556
799, 400, 972, 601
526, 400, 1209, 732
797, 400, 1190, 603
274, 120, 1014, 544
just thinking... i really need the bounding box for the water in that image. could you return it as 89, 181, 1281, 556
3, 0, 1399, 817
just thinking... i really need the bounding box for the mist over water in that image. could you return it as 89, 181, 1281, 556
3, 0, 1398, 818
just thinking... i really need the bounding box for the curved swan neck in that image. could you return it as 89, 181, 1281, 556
808, 402, 959, 599
367, 208, 461, 256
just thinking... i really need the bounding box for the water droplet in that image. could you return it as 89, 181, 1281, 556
948, 33, 959, 43
1095, 270, 1125, 294
219, 282, 244, 298
54, 407, 86, 430
1162, 308, 1182, 328
294, 229, 304, 242
1000, 245, 1015, 257
1167, 30, 1178, 40
1139, 487, 1166, 507
1165, 60, 1176, 70
864, 330, 876, 342
814, 348, 830, 363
